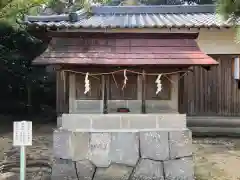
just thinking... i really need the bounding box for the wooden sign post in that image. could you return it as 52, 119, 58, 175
13, 121, 32, 180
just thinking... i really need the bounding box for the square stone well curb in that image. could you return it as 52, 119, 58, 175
52, 128, 194, 180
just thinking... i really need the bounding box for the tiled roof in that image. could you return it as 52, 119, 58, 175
33, 37, 219, 65
24, 5, 233, 29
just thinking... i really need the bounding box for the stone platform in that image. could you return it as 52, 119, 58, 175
57, 114, 186, 129
52, 128, 194, 180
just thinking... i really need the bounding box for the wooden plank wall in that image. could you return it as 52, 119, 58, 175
74, 71, 173, 101
183, 55, 240, 116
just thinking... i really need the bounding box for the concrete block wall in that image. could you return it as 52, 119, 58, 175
52, 128, 194, 180
108, 100, 141, 113
74, 100, 102, 113
60, 114, 186, 130
72, 100, 178, 114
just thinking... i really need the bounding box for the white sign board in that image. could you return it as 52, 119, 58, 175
13, 121, 32, 146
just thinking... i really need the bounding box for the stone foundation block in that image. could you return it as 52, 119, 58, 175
157, 114, 186, 128
72, 132, 90, 161
169, 129, 192, 159
57, 116, 62, 127
163, 157, 194, 180
93, 164, 133, 180
53, 129, 73, 159
88, 133, 111, 167
92, 115, 121, 129
122, 115, 157, 129
131, 159, 164, 180
110, 132, 139, 166
76, 160, 96, 180
75, 100, 102, 113
51, 159, 77, 180
52, 127, 194, 180
140, 131, 169, 160
61, 114, 91, 129
60, 113, 187, 130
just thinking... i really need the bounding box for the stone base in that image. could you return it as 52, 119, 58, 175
52, 128, 194, 180
59, 114, 186, 130
52, 157, 194, 180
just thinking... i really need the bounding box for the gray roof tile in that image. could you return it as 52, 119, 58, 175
91, 5, 216, 14
24, 5, 233, 29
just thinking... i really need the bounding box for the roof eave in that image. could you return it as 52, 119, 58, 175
24, 8, 87, 23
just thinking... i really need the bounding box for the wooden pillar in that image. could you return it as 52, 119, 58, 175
56, 69, 63, 115
56, 69, 69, 115
102, 75, 108, 114
178, 72, 186, 114
137, 74, 142, 100
63, 71, 70, 113
69, 73, 76, 113
106, 75, 110, 113
141, 69, 146, 113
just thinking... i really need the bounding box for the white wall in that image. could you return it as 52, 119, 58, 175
197, 28, 240, 54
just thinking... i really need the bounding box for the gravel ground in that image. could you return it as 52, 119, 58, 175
0, 124, 53, 180
193, 138, 240, 180
0, 123, 240, 180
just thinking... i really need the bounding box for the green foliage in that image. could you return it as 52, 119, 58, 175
0, 22, 55, 116
216, 0, 240, 42
46, 0, 111, 14
0, 0, 49, 22
0, 0, 111, 118
216, 0, 240, 21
